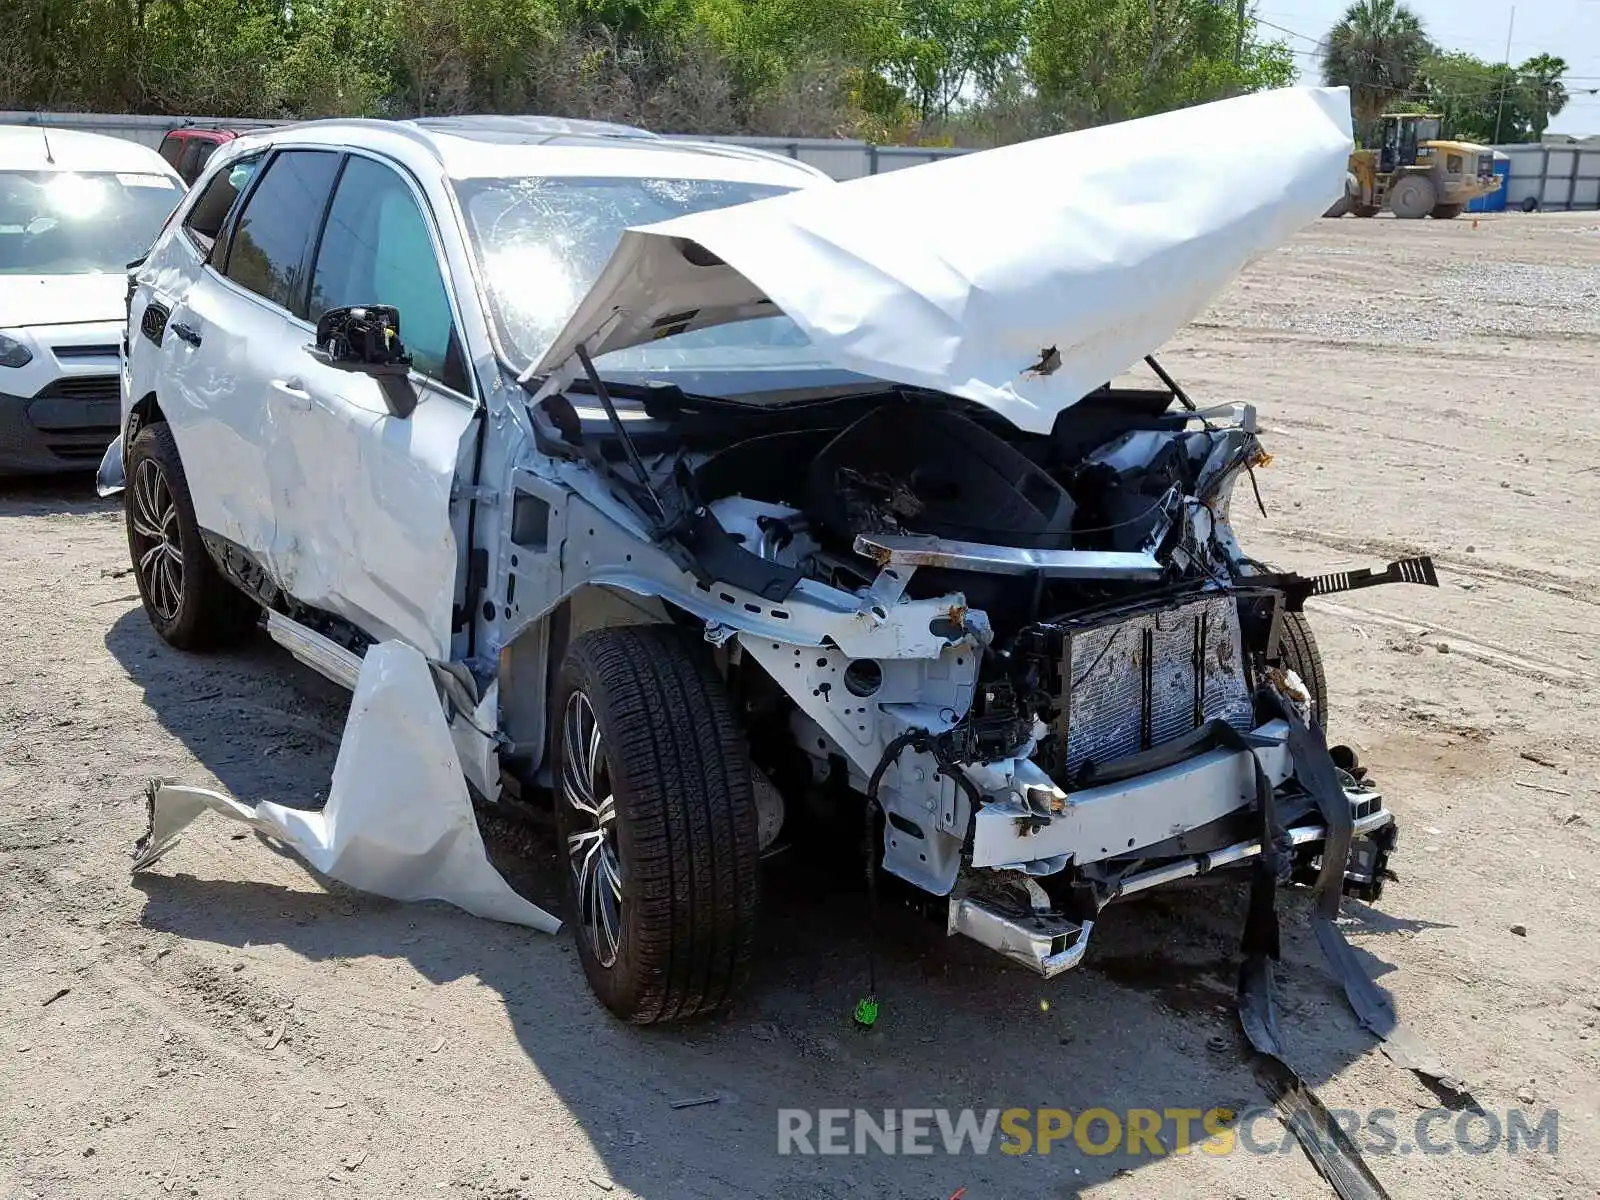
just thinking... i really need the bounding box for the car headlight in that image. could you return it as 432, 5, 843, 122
0, 332, 33, 368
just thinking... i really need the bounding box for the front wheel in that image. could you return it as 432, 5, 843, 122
1275, 611, 1329, 732
1389, 174, 1436, 219
551, 625, 760, 1023
125, 422, 258, 651
1431, 203, 1464, 220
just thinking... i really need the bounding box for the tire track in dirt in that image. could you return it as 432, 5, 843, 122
1307, 598, 1594, 687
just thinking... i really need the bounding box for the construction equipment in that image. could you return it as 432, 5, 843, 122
1329, 114, 1498, 220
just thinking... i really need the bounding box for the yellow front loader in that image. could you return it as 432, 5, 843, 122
1331, 114, 1499, 220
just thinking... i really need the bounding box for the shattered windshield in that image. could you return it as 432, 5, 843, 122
456, 176, 837, 379
0, 170, 182, 275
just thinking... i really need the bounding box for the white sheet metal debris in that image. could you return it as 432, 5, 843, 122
133, 641, 559, 933
535, 86, 1354, 433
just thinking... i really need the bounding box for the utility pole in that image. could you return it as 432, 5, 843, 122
1234, 0, 1247, 68
1492, 5, 1515, 145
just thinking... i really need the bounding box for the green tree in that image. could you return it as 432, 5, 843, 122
1519, 53, 1568, 140
1320, 0, 1433, 133
1027, 0, 1296, 127
1418, 50, 1546, 144
876, 0, 1030, 123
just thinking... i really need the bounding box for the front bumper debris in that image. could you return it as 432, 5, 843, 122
950, 894, 1094, 979
948, 766, 1396, 977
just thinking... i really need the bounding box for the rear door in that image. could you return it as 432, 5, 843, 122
158, 149, 341, 574
272, 151, 476, 659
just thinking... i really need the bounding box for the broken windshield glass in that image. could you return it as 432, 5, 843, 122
455, 176, 834, 376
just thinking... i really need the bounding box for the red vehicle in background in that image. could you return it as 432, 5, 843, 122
156, 127, 245, 186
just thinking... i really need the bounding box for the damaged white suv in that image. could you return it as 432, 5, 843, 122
106, 93, 1440, 1024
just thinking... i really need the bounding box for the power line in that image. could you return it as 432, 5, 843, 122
1252, 16, 1322, 45
1247, 9, 1600, 82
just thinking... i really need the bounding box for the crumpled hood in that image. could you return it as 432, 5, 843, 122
534, 86, 1353, 434
0, 273, 126, 329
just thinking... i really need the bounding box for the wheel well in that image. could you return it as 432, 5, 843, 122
130, 392, 166, 437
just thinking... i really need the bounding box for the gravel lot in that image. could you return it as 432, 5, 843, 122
3, 211, 1598, 1200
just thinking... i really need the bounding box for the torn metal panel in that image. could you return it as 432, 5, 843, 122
134, 641, 559, 933
533, 86, 1353, 433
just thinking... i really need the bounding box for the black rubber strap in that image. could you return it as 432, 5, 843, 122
1267, 694, 1475, 1102
1234, 691, 1483, 1198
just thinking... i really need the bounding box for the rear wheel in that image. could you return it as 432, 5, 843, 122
551, 625, 760, 1023
1389, 174, 1436, 219
1431, 203, 1464, 220
125, 422, 258, 651
1351, 204, 1380, 218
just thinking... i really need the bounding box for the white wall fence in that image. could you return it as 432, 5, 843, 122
0, 110, 968, 180
1496, 143, 1600, 211
5, 109, 1595, 206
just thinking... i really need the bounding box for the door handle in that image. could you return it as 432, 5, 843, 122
271, 378, 312, 408
169, 321, 202, 347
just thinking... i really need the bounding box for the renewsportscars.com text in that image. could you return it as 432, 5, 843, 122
776, 1107, 1559, 1158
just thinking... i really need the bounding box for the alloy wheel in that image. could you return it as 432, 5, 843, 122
561, 689, 624, 967
130, 457, 184, 622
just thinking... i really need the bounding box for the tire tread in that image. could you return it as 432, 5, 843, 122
557, 625, 758, 1023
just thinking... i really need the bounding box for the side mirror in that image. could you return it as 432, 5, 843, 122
309, 305, 412, 377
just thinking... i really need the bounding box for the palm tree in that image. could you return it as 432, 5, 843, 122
1320, 0, 1434, 135
1519, 54, 1569, 140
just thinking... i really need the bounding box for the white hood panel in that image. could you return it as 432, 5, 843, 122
0, 274, 127, 330
535, 87, 1353, 433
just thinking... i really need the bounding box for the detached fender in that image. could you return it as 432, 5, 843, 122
96, 434, 125, 497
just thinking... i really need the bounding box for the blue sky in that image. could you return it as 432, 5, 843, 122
1254, 0, 1600, 133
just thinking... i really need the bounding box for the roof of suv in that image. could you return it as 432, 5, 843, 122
0, 125, 182, 178
224, 116, 832, 188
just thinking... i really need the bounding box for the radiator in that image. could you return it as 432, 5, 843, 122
1050, 593, 1254, 780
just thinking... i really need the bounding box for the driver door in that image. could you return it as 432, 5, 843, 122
271, 152, 477, 661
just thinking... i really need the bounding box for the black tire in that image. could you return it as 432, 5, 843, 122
1389, 173, 1436, 219
125, 422, 259, 651
1351, 203, 1380, 218
1276, 611, 1329, 733
551, 625, 760, 1023
1431, 203, 1464, 220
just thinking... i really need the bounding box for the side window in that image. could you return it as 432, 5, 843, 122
193, 141, 221, 176
176, 140, 205, 185
158, 134, 185, 169
223, 150, 341, 315
183, 153, 263, 255
309, 155, 465, 391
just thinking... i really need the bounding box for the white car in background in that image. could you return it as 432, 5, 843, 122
0, 126, 183, 474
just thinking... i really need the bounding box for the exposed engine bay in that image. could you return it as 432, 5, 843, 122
523, 364, 1433, 979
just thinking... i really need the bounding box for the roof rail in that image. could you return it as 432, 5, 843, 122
240, 117, 457, 167
407, 115, 660, 141
656, 137, 834, 179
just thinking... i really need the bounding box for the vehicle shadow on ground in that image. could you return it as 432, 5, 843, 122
109, 609, 1417, 1199
105, 608, 352, 811
0, 471, 111, 517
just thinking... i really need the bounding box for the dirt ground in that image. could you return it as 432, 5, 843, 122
3, 210, 1598, 1200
